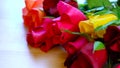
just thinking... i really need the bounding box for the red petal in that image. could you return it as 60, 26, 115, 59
27, 27, 47, 47
65, 42, 107, 68
29, 8, 45, 28
64, 36, 88, 55
93, 50, 107, 68
40, 38, 54, 52
110, 41, 120, 52
69, 42, 99, 68
104, 26, 120, 44
22, 8, 45, 29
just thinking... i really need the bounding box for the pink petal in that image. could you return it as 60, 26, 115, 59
57, 1, 86, 25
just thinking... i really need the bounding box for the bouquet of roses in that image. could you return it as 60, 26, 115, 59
22, 0, 120, 68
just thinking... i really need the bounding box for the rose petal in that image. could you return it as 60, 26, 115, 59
40, 38, 54, 52
93, 50, 107, 68
22, 8, 45, 29
110, 40, 120, 52
104, 26, 120, 52
104, 26, 120, 44
27, 27, 47, 47
79, 20, 94, 34
25, 0, 43, 10
64, 36, 89, 55
65, 42, 107, 68
57, 1, 86, 24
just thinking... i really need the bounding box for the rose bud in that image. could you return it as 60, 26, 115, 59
56, 1, 86, 44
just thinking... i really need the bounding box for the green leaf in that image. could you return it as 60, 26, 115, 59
112, 3, 120, 19
102, 0, 113, 9
94, 9, 113, 15
87, 0, 103, 9
87, 0, 112, 9
93, 41, 105, 52
112, 20, 120, 25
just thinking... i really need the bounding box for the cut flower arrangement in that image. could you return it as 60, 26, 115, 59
22, 0, 120, 68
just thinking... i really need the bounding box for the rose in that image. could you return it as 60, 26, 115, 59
64, 36, 89, 55
55, 1, 86, 44
104, 26, 120, 64
23, 8, 45, 29
27, 18, 61, 52
104, 26, 120, 52
64, 42, 107, 68
22, 0, 45, 29
79, 14, 117, 38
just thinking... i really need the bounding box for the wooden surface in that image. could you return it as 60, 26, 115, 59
0, 0, 67, 68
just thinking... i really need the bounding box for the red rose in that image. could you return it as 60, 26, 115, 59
104, 26, 120, 52
23, 0, 45, 29
64, 42, 107, 68
27, 18, 61, 52
23, 8, 45, 29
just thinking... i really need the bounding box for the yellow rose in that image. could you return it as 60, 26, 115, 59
79, 14, 118, 38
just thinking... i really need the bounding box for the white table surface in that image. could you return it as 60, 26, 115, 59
0, 0, 67, 68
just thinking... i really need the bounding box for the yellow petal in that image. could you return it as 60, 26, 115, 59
90, 14, 118, 29
79, 20, 94, 34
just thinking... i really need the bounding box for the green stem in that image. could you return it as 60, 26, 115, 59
63, 29, 94, 42
108, 56, 112, 68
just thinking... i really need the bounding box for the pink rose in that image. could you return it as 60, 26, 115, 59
56, 1, 86, 44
